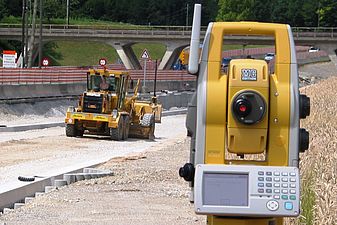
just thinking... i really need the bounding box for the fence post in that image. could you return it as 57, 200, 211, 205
332, 27, 334, 38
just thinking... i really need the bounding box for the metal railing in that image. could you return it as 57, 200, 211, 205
1, 24, 335, 38
292, 27, 337, 38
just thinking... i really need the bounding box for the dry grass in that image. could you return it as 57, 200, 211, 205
286, 77, 337, 225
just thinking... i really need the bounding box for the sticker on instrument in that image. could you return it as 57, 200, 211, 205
241, 69, 257, 81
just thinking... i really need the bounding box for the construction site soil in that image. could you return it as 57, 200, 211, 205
0, 62, 336, 225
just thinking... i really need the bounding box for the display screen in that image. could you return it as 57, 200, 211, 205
203, 173, 249, 206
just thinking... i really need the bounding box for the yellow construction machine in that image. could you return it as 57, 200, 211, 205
65, 68, 162, 140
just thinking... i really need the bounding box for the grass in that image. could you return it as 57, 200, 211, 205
0, 16, 149, 29
45, 41, 119, 66
299, 172, 316, 225
5, 41, 270, 67
132, 43, 166, 61
43, 41, 166, 66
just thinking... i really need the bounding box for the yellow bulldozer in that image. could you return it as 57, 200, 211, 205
65, 68, 162, 140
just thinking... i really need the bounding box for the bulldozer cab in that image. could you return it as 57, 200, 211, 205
84, 69, 131, 111
87, 69, 129, 93
88, 74, 116, 92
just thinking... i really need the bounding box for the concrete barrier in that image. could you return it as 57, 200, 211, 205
0, 81, 195, 100
0, 83, 86, 100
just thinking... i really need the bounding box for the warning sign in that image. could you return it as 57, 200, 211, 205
140, 49, 151, 59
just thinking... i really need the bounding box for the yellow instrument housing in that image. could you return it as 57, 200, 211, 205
227, 59, 269, 154
203, 22, 293, 168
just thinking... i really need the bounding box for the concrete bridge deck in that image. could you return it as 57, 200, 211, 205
1, 25, 337, 69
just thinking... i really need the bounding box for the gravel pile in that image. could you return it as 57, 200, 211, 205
0, 99, 76, 126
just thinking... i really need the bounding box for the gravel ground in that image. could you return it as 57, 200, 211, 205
0, 138, 205, 225
298, 61, 337, 86
0, 115, 186, 191
0, 62, 336, 225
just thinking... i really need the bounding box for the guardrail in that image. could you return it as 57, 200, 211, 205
292, 27, 337, 38
0, 24, 336, 38
0, 24, 205, 37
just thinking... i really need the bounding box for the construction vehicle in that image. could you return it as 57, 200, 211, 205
179, 4, 310, 225
65, 68, 162, 140
174, 47, 201, 70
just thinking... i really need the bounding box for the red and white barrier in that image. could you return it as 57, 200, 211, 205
0, 67, 194, 85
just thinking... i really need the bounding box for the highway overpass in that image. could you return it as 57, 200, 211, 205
1, 24, 336, 69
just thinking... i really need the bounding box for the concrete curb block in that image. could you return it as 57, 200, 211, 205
24, 197, 34, 204
13, 203, 25, 209
0, 122, 64, 133
0, 167, 112, 213
162, 109, 187, 117
0, 109, 187, 133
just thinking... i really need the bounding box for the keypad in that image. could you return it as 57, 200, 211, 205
257, 169, 298, 212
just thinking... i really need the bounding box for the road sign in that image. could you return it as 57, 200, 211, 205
99, 58, 107, 66
140, 49, 151, 59
2, 50, 17, 68
42, 57, 50, 67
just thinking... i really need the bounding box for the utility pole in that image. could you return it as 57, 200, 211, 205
24, 0, 29, 68
28, 0, 38, 68
186, 3, 189, 28
21, 0, 26, 68
38, 0, 43, 68
66, 0, 70, 26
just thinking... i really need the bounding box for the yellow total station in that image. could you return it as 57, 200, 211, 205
180, 6, 311, 225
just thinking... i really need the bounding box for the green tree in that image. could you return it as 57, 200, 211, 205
318, 0, 337, 27
302, 0, 319, 26
44, 0, 64, 22
216, 0, 253, 21
0, 0, 9, 20
251, 0, 272, 22
287, 0, 304, 26
201, 0, 219, 25
270, 0, 289, 24
5, 0, 21, 17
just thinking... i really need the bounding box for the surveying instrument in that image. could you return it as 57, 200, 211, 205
179, 4, 310, 225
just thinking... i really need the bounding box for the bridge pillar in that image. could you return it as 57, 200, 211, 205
108, 42, 142, 70
159, 43, 189, 70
